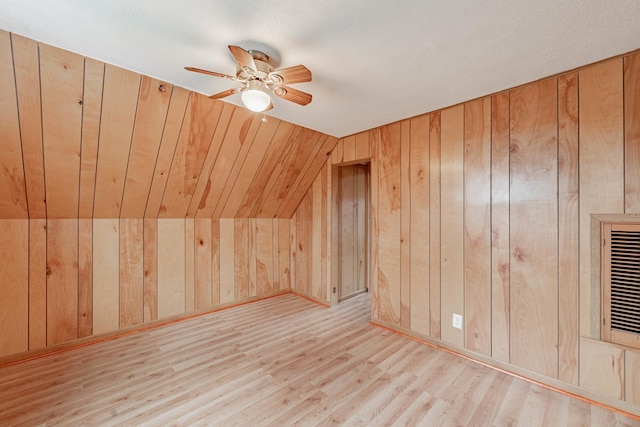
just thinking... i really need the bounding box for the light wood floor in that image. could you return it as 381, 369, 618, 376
0, 293, 638, 426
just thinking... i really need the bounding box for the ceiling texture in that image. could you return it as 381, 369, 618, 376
1, 1, 639, 138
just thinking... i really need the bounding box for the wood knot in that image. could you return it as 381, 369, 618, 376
512, 248, 525, 262
159, 84, 167, 93
509, 144, 519, 154
499, 263, 508, 274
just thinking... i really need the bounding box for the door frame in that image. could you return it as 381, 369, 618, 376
330, 162, 371, 306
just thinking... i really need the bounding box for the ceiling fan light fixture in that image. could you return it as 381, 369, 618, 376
241, 81, 271, 112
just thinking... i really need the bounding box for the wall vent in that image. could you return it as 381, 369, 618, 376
602, 223, 640, 349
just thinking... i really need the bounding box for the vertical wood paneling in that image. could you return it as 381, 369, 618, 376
185, 219, 195, 312
210, 114, 268, 216
78, 58, 104, 219
311, 172, 323, 300
578, 58, 624, 337
251, 127, 306, 217
429, 112, 441, 339
211, 218, 220, 305
12, 34, 46, 219
626, 349, 640, 405
271, 131, 327, 218
46, 220, 78, 345
295, 195, 310, 295
119, 218, 144, 328
188, 104, 234, 218
219, 218, 235, 304
28, 219, 47, 349
339, 166, 355, 298
236, 122, 295, 217
92, 65, 140, 218
157, 219, 185, 317
463, 97, 492, 356
211, 115, 264, 218
0, 220, 28, 357
278, 219, 291, 290
93, 219, 119, 335
144, 88, 190, 218
258, 128, 319, 217
194, 218, 212, 309
377, 122, 401, 325
77, 219, 93, 338
191, 106, 252, 218
234, 219, 250, 300
355, 165, 367, 298
2, 30, 639, 416
279, 135, 337, 218
143, 219, 158, 322
120, 77, 173, 218
400, 120, 411, 329
272, 220, 280, 290
624, 52, 640, 213
440, 105, 464, 347
579, 338, 624, 400
220, 118, 280, 217
490, 92, 510, 362
410, 115, 430, 336
256, 219, 274, 295
40, 45, 83, 219
509, 78, 558, 378
248, 219, 257, 297
342, 135, 356, 163
247, 218, 258, 297
321, 162, 330, 300
290, 217, 297, 291
0, 31, 28, 219
558, 72, 580, 385
355, 131, 370, 160
333, 138, 344, 164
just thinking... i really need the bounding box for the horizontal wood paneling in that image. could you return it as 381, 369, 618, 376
0, 31, 336, 220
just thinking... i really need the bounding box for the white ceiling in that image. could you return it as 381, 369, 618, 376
1, 1, 639, 138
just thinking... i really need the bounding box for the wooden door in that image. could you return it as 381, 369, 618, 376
338, 164, 369, 301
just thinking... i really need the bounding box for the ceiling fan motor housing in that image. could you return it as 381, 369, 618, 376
237, 50, 275, 82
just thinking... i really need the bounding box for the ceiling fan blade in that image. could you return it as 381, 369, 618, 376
184, 67, 235, 80
228, 45, 257, 74
209, 88, 240, 100
270, 64, 312, 85
274, 86, 312, 106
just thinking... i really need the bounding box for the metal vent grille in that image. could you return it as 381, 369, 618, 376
609, 230, 640, 336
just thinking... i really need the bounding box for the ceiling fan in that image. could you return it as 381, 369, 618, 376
185, 45, 312, 113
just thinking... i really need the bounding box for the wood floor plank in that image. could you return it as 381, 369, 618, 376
0, 293, 637, 425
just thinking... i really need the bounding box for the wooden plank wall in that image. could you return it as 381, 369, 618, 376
0, 218, 292, 357
292, 50, 640, 410
0, 30, 337, 221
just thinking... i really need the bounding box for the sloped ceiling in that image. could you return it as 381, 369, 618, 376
0, 1, 639, 137
0, 31, 337, 219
